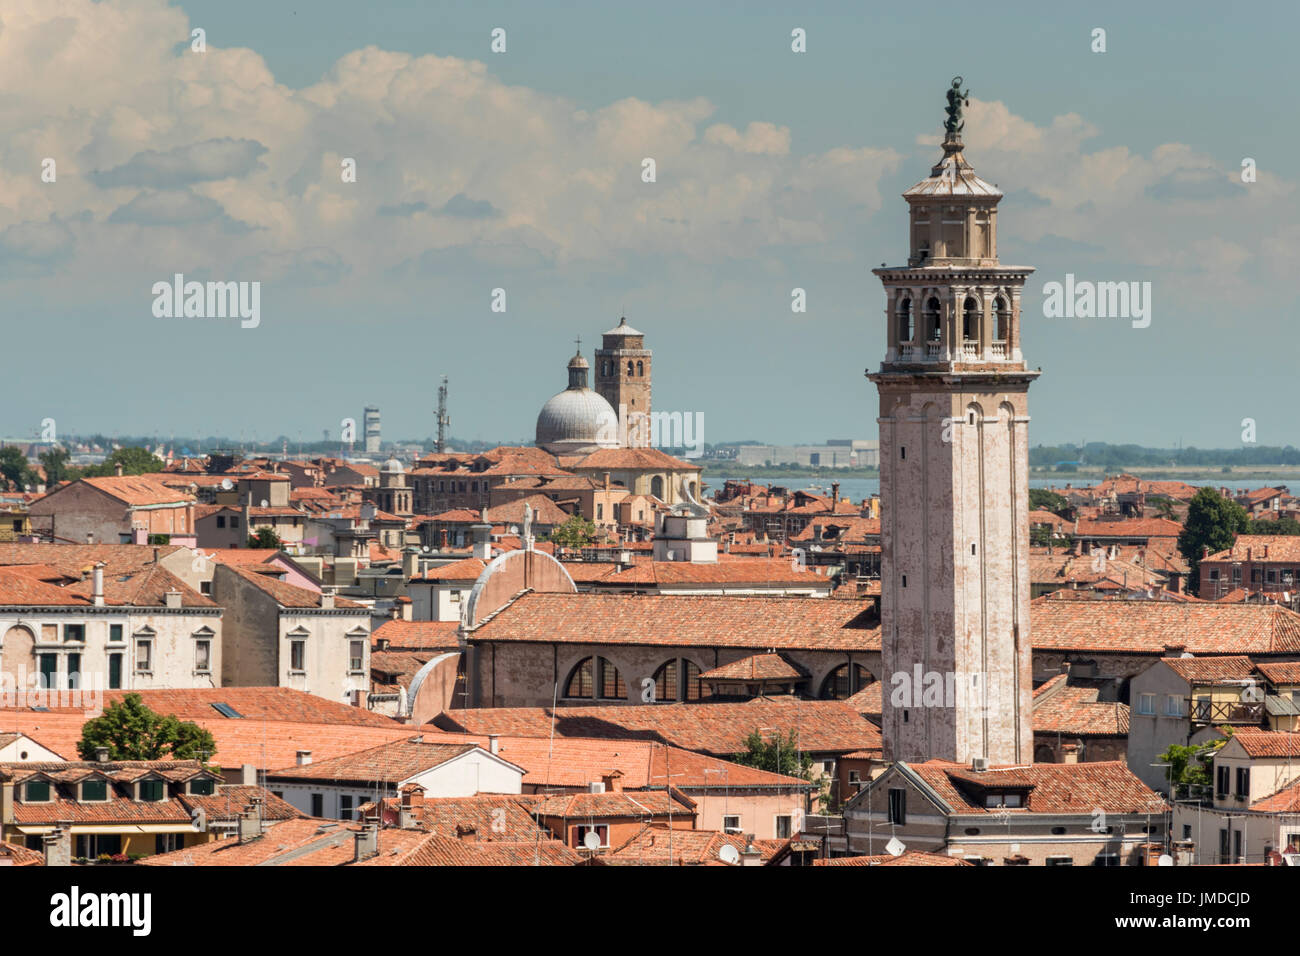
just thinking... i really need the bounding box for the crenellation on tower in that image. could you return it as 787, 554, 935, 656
869, 79, 1036, 767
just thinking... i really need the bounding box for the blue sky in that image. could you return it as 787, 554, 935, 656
1, 0, 1296, 449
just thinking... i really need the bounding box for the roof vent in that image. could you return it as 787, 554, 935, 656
971, 757, 989, 773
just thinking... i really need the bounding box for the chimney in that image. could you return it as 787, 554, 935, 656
1247, 548, 1252, 561
351, 689, 368, 709
601, 770, 624, 793
604, 472, 611, 491
831, 482, 840, 506
320, 589, 335, 609
296, 750, 312, 766
488, 734, 500, 756
85, 532, 94, 545
354, 821, 380, 862
114, 461, 124, 477
94, 746, 109, 763
740, 835, 763, 867
471, 517, 491, 560
163, 589, 182, 609
439, 529, 449, 550
1265, 545, 1270, 559
455, 824, 478, 844
42, 825, 72, 867
376, 637, 390, 652
240, 764, 257, 786
399, 596, 412, 621
237, 804, 262, 844
402, 548, 419, 580
1061, 743, 1080, 765
92, 562, 105, 607
399, 784, 425, 828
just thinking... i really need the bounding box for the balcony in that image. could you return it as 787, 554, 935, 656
898, 344, 913, 359
992, 341, 1007, 358
1189, 698, 1264, 725
925, 343, 942, 358
962, 341, 979, 358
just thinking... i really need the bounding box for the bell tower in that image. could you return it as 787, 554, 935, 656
595, 317, 651, 447
869, 78, 1036, 766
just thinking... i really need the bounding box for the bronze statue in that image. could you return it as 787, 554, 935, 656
944, 76, 969, 133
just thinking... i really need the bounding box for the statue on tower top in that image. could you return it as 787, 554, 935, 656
944, 76, 969, 134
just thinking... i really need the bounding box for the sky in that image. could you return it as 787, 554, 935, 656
1, 0, 1296, 449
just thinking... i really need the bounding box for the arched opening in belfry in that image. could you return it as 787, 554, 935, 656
962, 296, 980, 344
924, 297, 941, 342
896, 297, 913, 343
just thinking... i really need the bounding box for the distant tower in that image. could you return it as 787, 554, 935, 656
435, 377, 450, 454
594, 317, 651, 447
869, 78, 1036, 766
363, 406, 381, 455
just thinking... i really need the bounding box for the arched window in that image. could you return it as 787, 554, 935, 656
924, 297, 941, 342
962, 296, 980, 342
636, 360, 644, 377
565, 656, 626, 700
653, 658, 711, 701
627, 360, 634, 376
994, 296, 1010, 341
650, 475, 664, 499
819, 663, 873, 700
896, 297, 913, 343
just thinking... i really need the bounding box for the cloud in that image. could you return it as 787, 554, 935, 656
89, 138, 268, 188
439, 193, 499, 218
107, 189, 249, 232
0, 217, 76, 276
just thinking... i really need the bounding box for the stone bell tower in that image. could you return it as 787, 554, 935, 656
869, 78, 1036, 766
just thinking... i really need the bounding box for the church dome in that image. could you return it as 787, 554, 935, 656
536, 346, 619, 454
381, 457, 404, 474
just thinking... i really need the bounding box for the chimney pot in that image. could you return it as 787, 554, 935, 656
94, 746, 109, 762
296, 750, 312, 766
488, 734, 500, 755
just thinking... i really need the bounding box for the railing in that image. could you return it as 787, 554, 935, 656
1190, 699, 1264, 724
992, 342, 1007, 358
898, 344, 913, 358
962, 341, 979, 358
925, 343, 942, 358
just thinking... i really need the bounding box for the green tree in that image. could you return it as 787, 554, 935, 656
1247, 516, 1300, 536
77, 693, 217, 761
82, 446, 164, 478
247, 527, 282, 549
1159, 734, 1230, 798
39, 446, 78, 485
1029, 488, 1068, 515
733, 729, 813, 780
0, 446, 35, 491
1178, 488, 1248, 596
546, 514, 599, 549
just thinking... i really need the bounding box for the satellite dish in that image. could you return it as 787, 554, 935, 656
1157, 854, 1173, 867
260, 499, 269, 507
718, 844, 741, 865
582, 830, 601, 851
220, 478, 233, 491
885, 836, 906, 857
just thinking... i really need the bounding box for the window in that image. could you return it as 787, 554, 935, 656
596, 504, 603, 520
138, 779, 165, 802
924, 297, 941, 342
636, 360, 644, 377
349, 640, 365, 672
80, 779, 108, 802
231, 516, 240, 528
896, 298, 914, 342
67, 653, 81, 689
1236, 767, 1251, 797
24, 780, 52, 802
449, 589, 462, 603
155, 834, 180, 854
340, 795, 354, 821
962, 296, 979, 341
195, 640, 211, 673
188, 778, 215, 796
651, 658, 711, 702
1216, 765, 1230, 796
108, 654, 122, 690
135, 640, 152, 672
1219, 828, 1230, 862
722, 815, 741, 833
775, 815, 793, 839
291, 640, 306, 672
38, 654, 57, 689
994, 297, 1009, 340
1045, 856, 1074, 867
565, 656, 626, 700
1164, 695, 1182, 717
200, 580, 212, 595
598, 657, 626, 700
887, 787, 907, 825
848, 770, 862, 785
311, 793, 324, 817
216, 515, 226, 528
1234, 830, 1243, 863
575, 824, 610, 849
1136, 693, 1156, 715
109, 624, 123, 643
820, 663, 872, 700
63, 623, 85, 642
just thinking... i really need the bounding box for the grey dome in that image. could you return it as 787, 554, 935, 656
381, 457, 404, 473
535, 388, 619, 454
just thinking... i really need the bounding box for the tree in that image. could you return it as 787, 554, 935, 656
81, 446, 164, 478
1159, 734, 1230, 798
247, 527, 282, 550
547, 514, 599, 549
733, 729, 813, 780
1029, 488, 1068, 515
1247, 516, 1300, 536
77, 693, 217, 762
0, 446, 34, 491
39, 446, 78, 485
1179, 488, 1248, 596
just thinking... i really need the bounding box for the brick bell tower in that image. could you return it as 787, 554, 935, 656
594, 316, 652, 447
869, 78, 1036, 766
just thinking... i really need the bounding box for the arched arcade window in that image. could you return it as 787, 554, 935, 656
820, 663, 873, 700
564, 656, 626, 700
652, 658, 711, 702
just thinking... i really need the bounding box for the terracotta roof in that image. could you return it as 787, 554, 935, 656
0, 840, 44, 865
360, 793, 550, 840
1256, 661, 1300, 685
558, 562, 621, 583
469, 593, 878, 651
572, 448, 702, 472
814, 850, 971, 866
1031, 675, 1129, 736
0, 564, 214, 609
1030, 598, 1300, 654
205, 548, 282, 566
76, 475, 194, 507
437, 698, 881, 758
224, 564, 365, 609
105, 687, 402, 727
267, 739, 485, 783
137, 818, 430, 867
1074, 517, 1184, 539
1250, 776, 1300, 813
415, 557, 487, 582
1206, 535, 1300, 563
699, 653, 806, 682
603, 558, 830, 588
1161, 655, 1257, 684
906, 760, 1165, 815
370, 619, 460, 650
603, 824, 783, 865
0, 543, 186, 576
1228, 729, 1300, 759
486, 496, 571, 526
531, 789, 695, 820
844, 682, 882, 719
